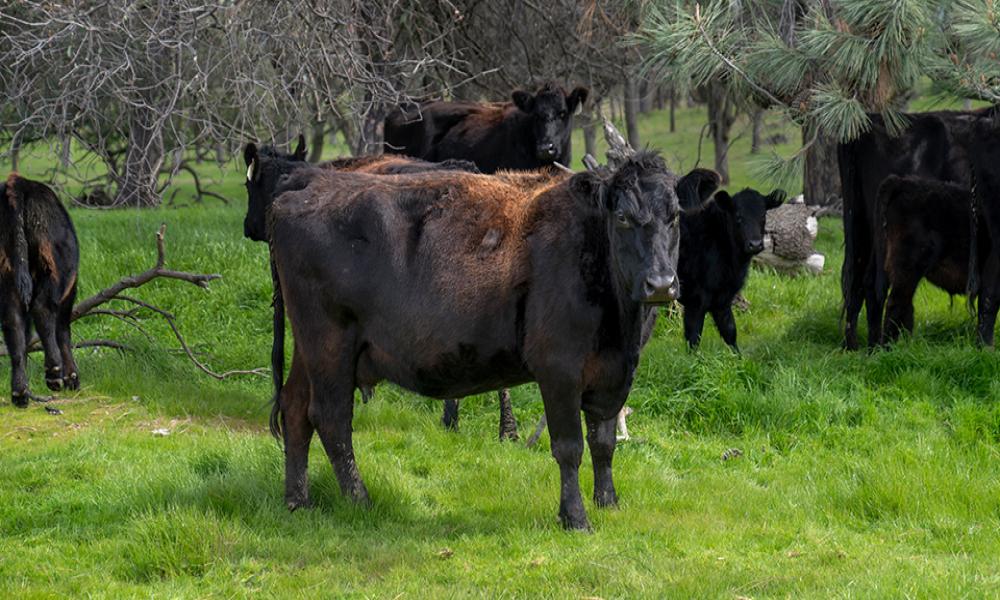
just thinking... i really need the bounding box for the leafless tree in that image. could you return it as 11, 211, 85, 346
0, 1, 464, 206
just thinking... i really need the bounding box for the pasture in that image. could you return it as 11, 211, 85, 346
3, 106, 1000, 598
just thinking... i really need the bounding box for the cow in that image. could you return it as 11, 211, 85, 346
874, 175, 985, 343
244, 140, 532, 440
266, 150, 682, 530
678, 187, 785, 351
836, 108, 994, 349
0, 173, 80, 407
383, 83, 589, 173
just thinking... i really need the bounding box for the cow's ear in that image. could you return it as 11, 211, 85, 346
293, 134, 307, 160
512, 90, 535, 113
570, 171, 607, 209
765, 189, 787, 209
244, 143, 258, 182
566, 87, 589, 113
676, 168, 720, 207
715, 190, 735, 212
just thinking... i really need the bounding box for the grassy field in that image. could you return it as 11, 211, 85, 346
2, 104, 1000, 598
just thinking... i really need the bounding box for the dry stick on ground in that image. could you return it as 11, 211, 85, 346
1, 224, 266, 380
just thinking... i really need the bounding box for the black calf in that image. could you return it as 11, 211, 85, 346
679, 187, 785, 350
0, 173, 80, 406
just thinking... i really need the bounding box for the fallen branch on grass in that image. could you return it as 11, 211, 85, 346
2, 224, 267, 380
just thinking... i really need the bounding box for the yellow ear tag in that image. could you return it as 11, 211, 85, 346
246, 161, 254, 181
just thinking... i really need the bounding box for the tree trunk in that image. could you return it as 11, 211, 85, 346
707, 80, 734, 184
802, 126, 841, 206
751, 109, 764, 154
582, 98, 600, 159
669, 88, 676, 133
354, 102, 385, 156
639, 79, 652, 114
9, 133, 20, 172
654, 85, 665, 111
308, 121, 325, 163
115, 108, 165, 207
624, 76, 641, 148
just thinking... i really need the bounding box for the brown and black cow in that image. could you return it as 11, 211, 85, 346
383, 83, 588, 173
0, 173, 80, 406
266, 151, 681, 530
244, 141, 527, 439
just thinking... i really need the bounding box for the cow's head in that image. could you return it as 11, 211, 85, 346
243, 135, 307, 241
512, 83, 588, 163
575, 151, 682, 304
714, 188, 786, 255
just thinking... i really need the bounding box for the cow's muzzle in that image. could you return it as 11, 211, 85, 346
536, 143, 558, 161
642, 273, 678, 304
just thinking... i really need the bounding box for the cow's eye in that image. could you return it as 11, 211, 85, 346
558, 111, 567, 119
615, 210, 630, 227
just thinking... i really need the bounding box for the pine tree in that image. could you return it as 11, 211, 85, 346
637, 0, 1000, 204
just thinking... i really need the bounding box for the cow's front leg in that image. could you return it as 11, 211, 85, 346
441, 398, 460, 431
539, 378, 588, 530
585, 411, 618, 508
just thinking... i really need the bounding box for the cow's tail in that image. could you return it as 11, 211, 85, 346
4, 173, 33, 307
268, 248, 286, 444
873, 177, 894, 309
967, 165, 981, 317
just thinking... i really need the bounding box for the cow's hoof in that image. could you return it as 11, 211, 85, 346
559, 511, 592, 532
64, 373, 80, 391
11, 392, 29, 408
286, 497, 312, 512
499, 426, 520, 442
594, 489, 618, 508
347, 485, 372, 508
45, 377, 64, 392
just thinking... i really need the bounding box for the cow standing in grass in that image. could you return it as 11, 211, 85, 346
267, 150, 681, 530
874, 175, 987, 343
0, 173, 80, 406
679, 187, 785, 351
383, 83, 588, 173
244, 140, 540, 440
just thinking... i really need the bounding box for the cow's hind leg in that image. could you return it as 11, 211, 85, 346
585, 411, 618, 508
2, 302, 31, 407
498, 388, 518, 441
56, 283, 78, 390
441, 398, 460, 431
305, 327, 370, 506
31, 299, 64, 392
283, 350, 314, 510
538, 377, 588, 530
977, 255, 1000, 347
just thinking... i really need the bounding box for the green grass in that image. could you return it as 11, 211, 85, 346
2, 105, 1000, 598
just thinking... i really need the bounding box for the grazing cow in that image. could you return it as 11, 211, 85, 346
874, 175, 984, 343
383, 83, 588, 173
244, 141, 536, 439
678, 187, 785, 350
837, 108, 992, 349
0, 173, 80, 406
268, 151, 681, 529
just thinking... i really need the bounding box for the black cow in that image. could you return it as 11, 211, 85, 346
383, 83, 588, 173
837, 108, 995, 349
678, 187, 785, 350
874, 175, 985, 343
0, 173, 80, 406
267, 151, 681, 530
